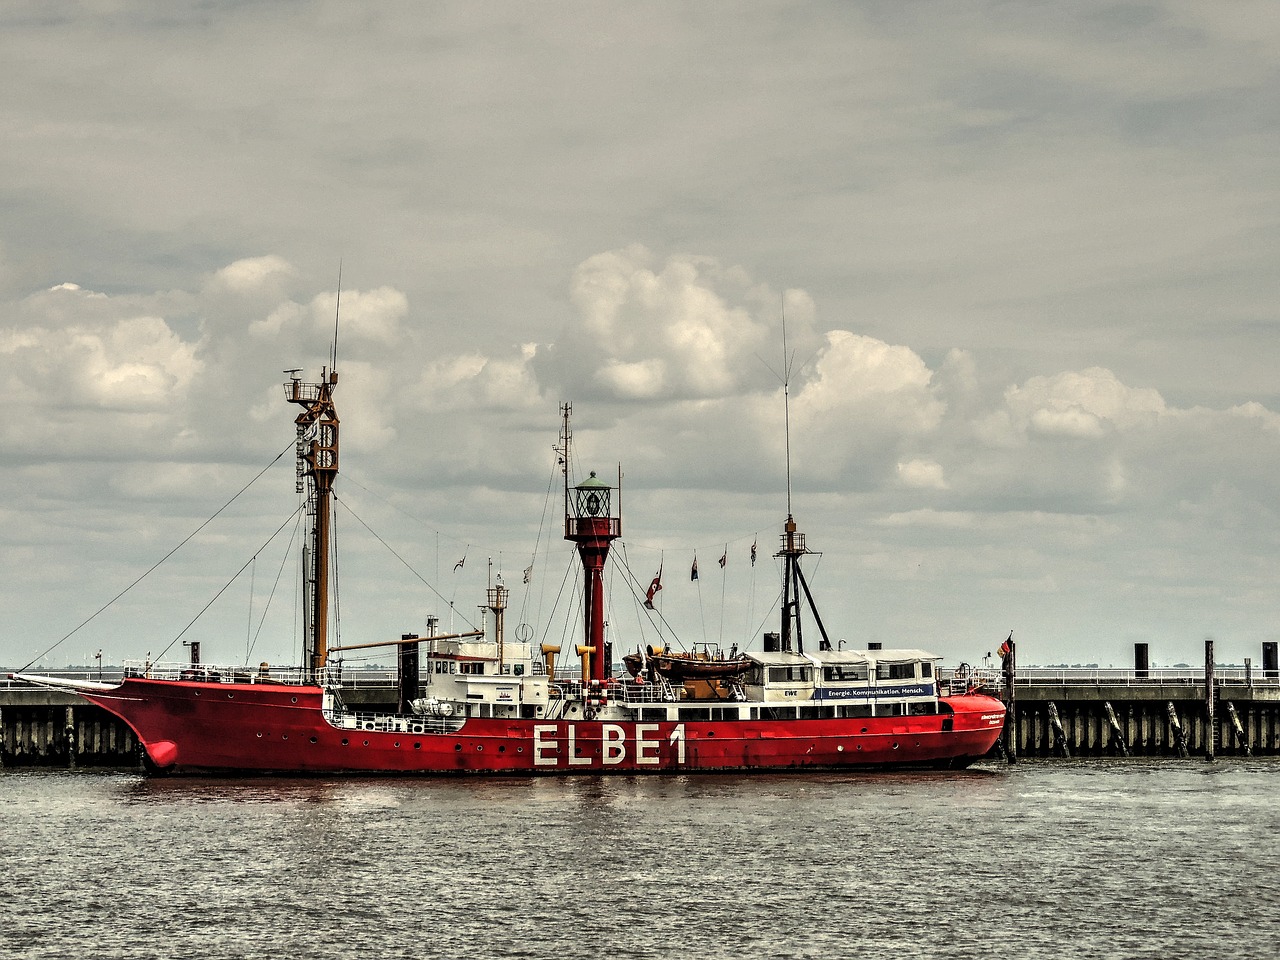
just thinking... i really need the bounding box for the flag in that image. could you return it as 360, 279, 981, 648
719, 547, 727, 569
454, 556, 466, 571
644, 564, 663, 609
690, 555, 699, 581
522, 564, 533, 584
998, 631, 1013, 659
750, 539, 757, 566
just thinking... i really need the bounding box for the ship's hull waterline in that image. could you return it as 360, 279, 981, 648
73, 677, 1005, 775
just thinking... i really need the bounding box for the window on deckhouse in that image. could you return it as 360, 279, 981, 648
875, 662, 918, 681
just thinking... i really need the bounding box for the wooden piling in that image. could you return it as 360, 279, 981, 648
1167, 702, 1189, 758
1002, 639, 1017, 764
1226, 702, 1251, 757
1205, 639, 1216, 763
1046, 702, 1070, 757
1103, 702, 1129, 757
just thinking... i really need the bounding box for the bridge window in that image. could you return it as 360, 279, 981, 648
768, 666, 813, 683
759, 706, 797, 720
876, 662, 917, 681
823, 664, 868, 682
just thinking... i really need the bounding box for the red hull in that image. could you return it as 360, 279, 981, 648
81, 678, 1006, 775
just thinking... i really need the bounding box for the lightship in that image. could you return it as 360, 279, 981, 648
13, 367, 1005, 774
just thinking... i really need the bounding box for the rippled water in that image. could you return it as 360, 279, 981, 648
2, 760, 1277, 959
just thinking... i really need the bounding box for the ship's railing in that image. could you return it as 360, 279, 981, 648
0, 664, 533, 689
326, 709, 466, 735
939, 667, 1003, 695
117, 661, 316, 685
612, 678, 680, 704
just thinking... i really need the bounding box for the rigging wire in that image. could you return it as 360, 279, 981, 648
331, 505, 341, 650
247, 508, 305, 662
244, 556, 256, 664
519, 452, 562, 635
612, 542, 686, 650
154, 504, 306, 661
19, 439, 296, 671
332, 492, 480, 632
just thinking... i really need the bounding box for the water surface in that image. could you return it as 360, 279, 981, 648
2, 760, 1276, 959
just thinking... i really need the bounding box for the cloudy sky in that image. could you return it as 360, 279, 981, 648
3, 1, 1278, 671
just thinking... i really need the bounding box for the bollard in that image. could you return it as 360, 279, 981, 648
1103, 702, 1130, 757
1046, 702, 1070, 757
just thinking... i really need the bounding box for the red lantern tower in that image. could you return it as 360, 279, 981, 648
560, 404, 621, 685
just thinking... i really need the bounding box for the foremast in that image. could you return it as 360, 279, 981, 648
285, 368, 339, 678
776, 514, 832, 655
560, 403, 622, 685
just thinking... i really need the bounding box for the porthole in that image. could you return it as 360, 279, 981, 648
498, 745, 506, 753
310, 736, 318, 744
476, 745, 483, 751
227, 693, 235, 699
341, 738, 349, 746
517, 746, 524, 753
856, 744, 863, 751
892, 742, 899, 750
256, 732, 263, 738
454, 743, 463, 752
291, 697, 297, 703
414, 742, 421, 749
394, 741, 400, 748
363, 740, 369, 746
281, 734, 288, 741
194, 691, 200, 697
837, 745, 845, 753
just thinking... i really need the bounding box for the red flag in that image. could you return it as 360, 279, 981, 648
998, 631, 1013, 659
644, 564, 663, 609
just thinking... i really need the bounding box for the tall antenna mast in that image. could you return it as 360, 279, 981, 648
782, 295, 793, 517
331, 261, 342, 371
559, 401, 573, 514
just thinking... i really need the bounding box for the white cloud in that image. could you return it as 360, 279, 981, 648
1000, 367, 1168, 440
897, 458, 948, 490
559, 246, 782, 400
2, 312, 200, 414
793, 331, 943, 434
213, 255, 295, 293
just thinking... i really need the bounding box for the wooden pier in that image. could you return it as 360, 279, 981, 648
985, 640, 1280, 759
